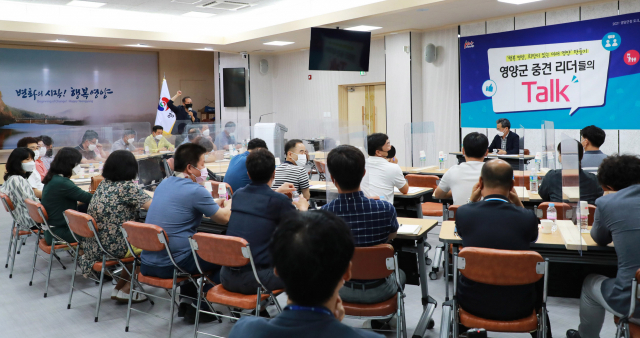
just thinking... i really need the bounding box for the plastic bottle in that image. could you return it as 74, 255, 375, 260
438, 151, 445, 170
98, 162, 103, 172
292, 191, 300, 202
547, 203, 557, 227
218, 184, 228, 201
580, 201, 589, 231
529, 166, 538, 194
419, 150, 426, 168
535, 152, 542, 171
88, 163, 95, 174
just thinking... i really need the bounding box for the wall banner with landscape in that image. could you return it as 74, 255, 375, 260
0, 48, 158, 149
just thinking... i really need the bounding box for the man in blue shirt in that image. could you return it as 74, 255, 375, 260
222, 148, 308, 300
140, 143, 232, 323
214, 121, 237, 150
223, 138, 267, 193
229, 211, 383, 338
321, 145, 403, 307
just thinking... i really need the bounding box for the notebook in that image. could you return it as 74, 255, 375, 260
398, 224, 421, 235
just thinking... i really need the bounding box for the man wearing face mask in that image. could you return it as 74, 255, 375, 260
112, 129, 139, 152
361, 133, 409, 204
168, 91, 200, 136
144, 125, 175, 153
75, 130, 107, 163
38, 135, 54, 170
488, 118, 520, 155
272, 139, 311, 200
214, 121, 240, 151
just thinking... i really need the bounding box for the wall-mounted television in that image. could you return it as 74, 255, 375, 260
223, 67, 246, 107
308, 27, 371, 72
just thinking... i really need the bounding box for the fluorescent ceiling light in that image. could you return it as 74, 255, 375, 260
497, 0, 542, 4
263, 41, 294, 46
67, 1, 106, 8
198, 47, 214, 51
182, 11, 215, 18
128, 43, 149, 47
53, 39, 70, 43
345, 25, 382, 32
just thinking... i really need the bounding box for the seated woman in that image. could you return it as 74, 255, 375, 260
41, 147, 93, 245
81, 150, 152, 303
1, 147, 40, 231
38, 135, 54, 170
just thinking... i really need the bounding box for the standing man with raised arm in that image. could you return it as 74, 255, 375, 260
168, 90, 200, 138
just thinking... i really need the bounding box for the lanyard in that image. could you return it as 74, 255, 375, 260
484, 198, 508, 203
285, 305, 333, 317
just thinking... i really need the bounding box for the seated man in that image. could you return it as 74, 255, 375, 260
580, 125, 607, 173
322, 145, 405, 306
111, 129, 138, 152
144, 125, 175, 153
140, 143, 231, 322
457, 159, 545, 337
272, 139, 310, 200
229, 211, 383, 338
222, 148, 309, 298
76, 130, 107, 163
538, 140, 603, 205
214, 121, 238, 150
180, 127, 202, 146
488, 118, 520, 155
566, 155, 640, 338
17, 137, 45, 194
224, 138, 268, 193
360, 133, 408, 203
434, 132, 488, 205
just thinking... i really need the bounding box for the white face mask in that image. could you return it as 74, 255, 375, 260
295, 154, 307, 167
88, 144, 97, 151
127, 138, 135, 144
39, 147, 47, 156
72, 164, 82, 175
32, 150, 39, 161
203, 129, 210, 137
22, 161, 35, 173
497, 129, 506, 137
155, 134, 163, 140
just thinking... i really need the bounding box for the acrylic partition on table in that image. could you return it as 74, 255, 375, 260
560, 134, 584, 255
253, 122, 288, 163
542, 121, 556, 171
515, 126, 527, 202
404, 122, 437, 169
324, 124, 368, 204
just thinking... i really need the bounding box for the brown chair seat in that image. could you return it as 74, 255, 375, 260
137, 273, 189, 289
459, 307, 538, 332
205, 284, 283, 310
614, 316, 640, 338
38, 239, 78, 255
343, 294, 398, 317
13, 228, 32, 237
92, 256, 135, 271
422, 202, 444, 217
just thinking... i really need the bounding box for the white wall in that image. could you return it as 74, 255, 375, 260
249, 55, 274, 126
385, 33, 412, 166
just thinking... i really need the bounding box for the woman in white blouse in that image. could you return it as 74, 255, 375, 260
1, 147, 40, 231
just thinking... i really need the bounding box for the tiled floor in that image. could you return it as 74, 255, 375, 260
0, 209, 618, 337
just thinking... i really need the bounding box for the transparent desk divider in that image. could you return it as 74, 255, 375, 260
516, 126, 526, 203
324, 123, 368, 204
108, 122, 151, 153
560, 135, 583, 255
404, 122, 436, 169
542, 121, 556, 170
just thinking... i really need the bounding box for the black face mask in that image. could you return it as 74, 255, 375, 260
185, 103, 193, 110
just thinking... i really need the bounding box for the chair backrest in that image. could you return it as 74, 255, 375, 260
588, 204, 596, 226
405, 174, 438, 190
210, 181, 233, 198
167, 158, 174, 171
64, 209, 97, 238
122, 221, 167, 252
89, 175, 104, 194
314, 160, 326, 174
458, 247, 544, 286
448, 205, 460, 221
536, 202, 572, 220
24, 199, 48, 224
0, 192, 15, 212
514, 173, 529, 188
350, 244, 395, 280
524, 149, 530, 155
191, 233, 250, 267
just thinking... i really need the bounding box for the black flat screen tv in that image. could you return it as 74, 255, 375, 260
308, 27, 371, 72
223, 67, 246, 107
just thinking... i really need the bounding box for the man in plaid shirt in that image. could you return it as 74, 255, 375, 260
322, 145, 405, 308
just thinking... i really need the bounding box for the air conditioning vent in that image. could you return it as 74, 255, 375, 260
198, 1, 250, 11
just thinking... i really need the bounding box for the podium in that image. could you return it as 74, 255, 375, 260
254, 123, 288, 162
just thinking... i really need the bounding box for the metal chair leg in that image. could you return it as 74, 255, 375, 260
18, 236, 27, 254
94, 254, 107, 322
168, 270, 178, 338
125, 260, 136, 333
194, 276, 204, 338
5, 221, 15, 268
67, 246, 80, 309
44, 249, 55, 297
9, 230, 20, 278
29, 235, 39, 286
52, 253, 66, 270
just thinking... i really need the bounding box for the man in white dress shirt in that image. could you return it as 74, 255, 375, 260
361, 133, 408, 204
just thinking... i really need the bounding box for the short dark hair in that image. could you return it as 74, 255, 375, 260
182, 96, 191, 103
367, 133, 388, 156
17, 137, 38, 148
101, 150, 138, 182
123, 129, 136, 138
82, 130, 99, 143
270, 211, 354, 306
194, 136, 214, 152
152, 125, 164, 133
557, 139, 584, 162
285, 139, 303, 155
4, 148, 34, 181
481, 159, 513, 190
174, 143, 206, 172
43, 147, 82, 184
327, 145, 365, 191
496, 118, 511, 129
40, 135, 53, 146
246, 148, 275, 184
580, 125, 606, 148
463, 132, 489, 158
597, 155, 640, 191
386, 146, 396, 159
225, 121, 236, 129
247, 138, 267, 150
187, 128, 201, 141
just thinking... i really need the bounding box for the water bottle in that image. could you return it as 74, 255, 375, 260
535, 152, 542, 171
529, 166, 538, 194
580, 201, 589, 232
419, 150, 426, 167
547, 203, 557, 229
218, 184, 228, 201
438, 151, 445, 170
88, 163, 95, 174
98, 162, 103, 172
292, 191, 300, 202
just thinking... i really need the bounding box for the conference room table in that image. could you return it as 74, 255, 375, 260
450, 152, 535, 170
307, 181, 434, 219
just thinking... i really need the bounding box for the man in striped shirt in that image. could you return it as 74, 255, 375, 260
272, 139, 310, 200
322, 145, 404, 307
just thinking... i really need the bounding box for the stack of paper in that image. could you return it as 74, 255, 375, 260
398, 224, 421, 235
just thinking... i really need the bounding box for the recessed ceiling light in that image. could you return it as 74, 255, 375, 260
128, 44, 149, 47
66, 1, 106, 8
198, 47, 214, 51
497, 0, 542, 4
53, 39, 70, 43
263, 41, 294, 46
182, 11, 215, 18
345, 25, 382, 32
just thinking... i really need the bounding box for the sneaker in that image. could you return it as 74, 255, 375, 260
115, 290, 148, 304
111, 288, 120, 300
566, 329, 581, 338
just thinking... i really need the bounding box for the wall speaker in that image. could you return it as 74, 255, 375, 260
260, 59, 269, 74
425, 43, 437, 63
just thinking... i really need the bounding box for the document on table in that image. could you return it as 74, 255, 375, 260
394, 187, 424, 194
71, 178, 91, 183
309, 184, 326, 189
398, 224, 421, 235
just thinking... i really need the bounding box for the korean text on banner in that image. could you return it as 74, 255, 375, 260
154, 79, 175, 133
